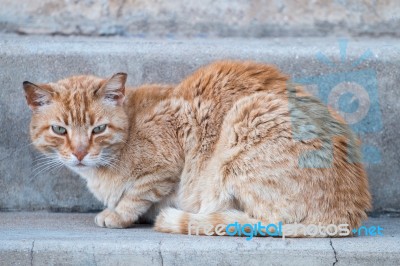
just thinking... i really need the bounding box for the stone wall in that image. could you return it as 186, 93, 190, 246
0, 0, 399, 37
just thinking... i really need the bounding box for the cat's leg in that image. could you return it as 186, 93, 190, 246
95, 209, 114, 226
94, 196, 151, 228
95, 176, 178, 229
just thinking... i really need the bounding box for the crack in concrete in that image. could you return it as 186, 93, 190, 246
158, 241, 164, 266
329, 238, 338, 266
30, 240, 35, 266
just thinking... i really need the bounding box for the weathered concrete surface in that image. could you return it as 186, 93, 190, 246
0, 35, 400, 213
0, 212, 399, 266
0, 0, 400, 38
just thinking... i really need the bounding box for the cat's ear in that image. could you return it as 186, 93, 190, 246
23, 81, 53, 111
96, 73, 127, 106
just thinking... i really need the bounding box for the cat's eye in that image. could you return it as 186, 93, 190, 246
51, 125, 67, 135
92, 124, 107, 134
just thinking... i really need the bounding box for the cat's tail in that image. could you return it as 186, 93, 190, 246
154, 208, 344, 238
154, 207, 259, 236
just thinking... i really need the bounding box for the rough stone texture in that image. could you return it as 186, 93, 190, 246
0, 35, 400, 213
0, 0, 400, 38
0, 212, 399, 266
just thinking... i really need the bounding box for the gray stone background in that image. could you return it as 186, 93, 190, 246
0, 0, 399, 38
0, 1, 399, 215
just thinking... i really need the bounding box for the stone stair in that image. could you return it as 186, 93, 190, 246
1, 34, 400, 265
1, 212, 399, 266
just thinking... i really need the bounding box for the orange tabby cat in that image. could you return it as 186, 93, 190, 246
23, 61, 371, 237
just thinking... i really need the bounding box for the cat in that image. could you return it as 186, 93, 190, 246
23, 60, 371, 237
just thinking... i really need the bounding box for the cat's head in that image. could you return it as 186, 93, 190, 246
23, 73, 129, 172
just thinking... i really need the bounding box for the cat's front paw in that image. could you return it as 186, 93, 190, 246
94, 209, 132, 229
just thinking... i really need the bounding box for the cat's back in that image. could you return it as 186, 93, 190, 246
124, 84, 175, 117
165, 61, 293, 162
175, 61, 288, 104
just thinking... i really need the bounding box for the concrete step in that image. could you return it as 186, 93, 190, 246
1, 34, 400, 214
0, 212, 399, 266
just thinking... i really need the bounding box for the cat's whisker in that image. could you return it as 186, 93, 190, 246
18, 142, 36, 150
100, 155, 130, 176
32, 159, 61, 173
33, 154, 48, 160
32, 155, 59, 163
32, 153, 56, 160
33, 155, 58, 163
52, 163, 66, 173
33, 156, 58, 163
32, 161, 56, 171
117, 139, 129, 145
33, 161, 64, 178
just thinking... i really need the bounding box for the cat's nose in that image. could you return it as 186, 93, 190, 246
73, 150, 88, 161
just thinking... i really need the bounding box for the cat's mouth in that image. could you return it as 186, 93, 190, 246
70, 162, 92, 171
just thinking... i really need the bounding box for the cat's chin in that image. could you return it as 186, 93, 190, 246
67, 164, 94, 173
